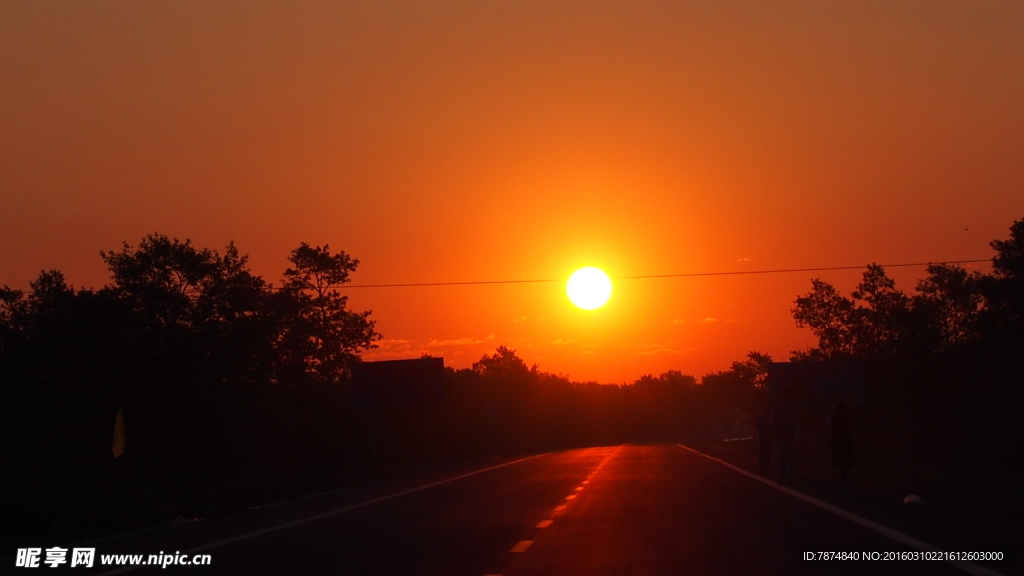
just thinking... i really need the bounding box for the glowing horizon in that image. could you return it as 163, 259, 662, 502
2, 1, 1022, 381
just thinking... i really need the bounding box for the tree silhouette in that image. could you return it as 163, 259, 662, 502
792, 264, 938, 358
792, 218, 1024, 361
791, 278, 857, 357
102, 235, 266, 329
983, 218, 1024, 337
472, 345, 535, 379
913, 263, 984, 348
278, 243, 380, 385
730, 351, 772, 389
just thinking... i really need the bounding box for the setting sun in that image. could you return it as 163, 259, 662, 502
566, 267, 613, 310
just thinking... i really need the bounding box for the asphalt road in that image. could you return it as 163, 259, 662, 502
15, 445, 1014, 576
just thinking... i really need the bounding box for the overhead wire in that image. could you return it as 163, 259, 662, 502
340, 259, 992, 288
2, 258, 992, 294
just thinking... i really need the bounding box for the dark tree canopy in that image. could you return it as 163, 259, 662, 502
914, 263, 984, 348
278, 242, 380, 384
473, 345, 536, 379
792, 218, 1024, 360
730, 351, 773, 389
984, 219, 1024, 334
101, 235, 267, 330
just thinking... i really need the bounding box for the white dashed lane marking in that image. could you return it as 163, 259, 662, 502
494, 448, 620, 572
509, 541, 533, 553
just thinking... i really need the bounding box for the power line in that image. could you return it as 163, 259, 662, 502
341, 259, 991, 288
2, 259, 992, 294
616, 259, 992, 281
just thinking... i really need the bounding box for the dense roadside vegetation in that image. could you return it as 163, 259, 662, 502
784, 220, 1024, 500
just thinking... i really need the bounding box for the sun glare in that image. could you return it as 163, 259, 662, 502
566, 267, 613, 310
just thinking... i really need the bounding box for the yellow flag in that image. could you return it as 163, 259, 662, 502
112, 406, 125, 458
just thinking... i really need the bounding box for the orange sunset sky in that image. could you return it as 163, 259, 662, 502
2, 1, 1023, 382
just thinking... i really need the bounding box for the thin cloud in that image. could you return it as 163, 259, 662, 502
375, 338, 414, 346
370, 338, 415, 352
425, 334, 495, 348
636, 347, 694, 356
520, 337, 579, 348
513, 316, 527, 323
361, 340, 429, 360
362, 348, 427, 360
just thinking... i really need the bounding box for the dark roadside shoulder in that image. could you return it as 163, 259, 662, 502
692, 439, 1022, 576
1, 452, 546, 565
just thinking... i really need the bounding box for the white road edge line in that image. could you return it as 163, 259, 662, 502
95, 454, 544, 576
677, 444, 1006, 576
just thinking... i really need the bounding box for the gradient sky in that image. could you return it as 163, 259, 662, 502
3, 0, 1023, 382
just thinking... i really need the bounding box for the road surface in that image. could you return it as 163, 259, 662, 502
21, 445, 1014, 575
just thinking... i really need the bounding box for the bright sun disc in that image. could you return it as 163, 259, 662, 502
566, 267, 613, 310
